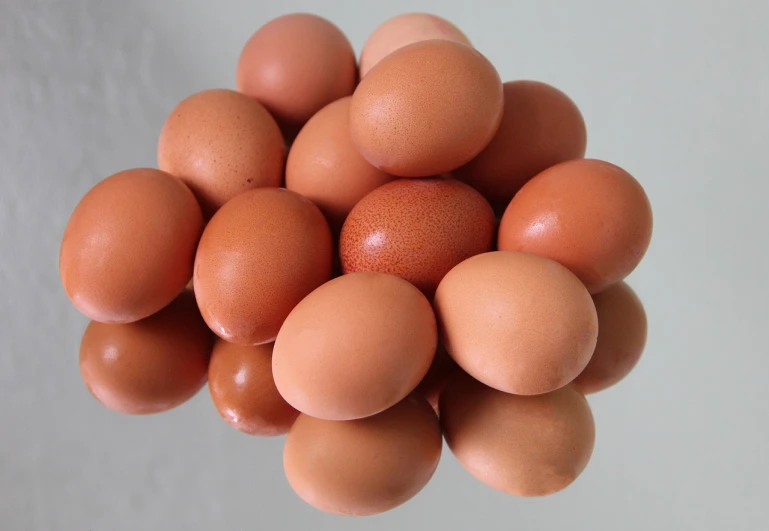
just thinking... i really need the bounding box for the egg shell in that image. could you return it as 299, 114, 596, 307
433, 251, 598, 395
79, 291, 213, 415
272, 272, 437, 421
208, 340, 298, 436
413, 343, 458, 412
349, 39, 503, 177
339, 178, 496, 296
60, 168, 203, 324
455, 80, 587, 212
157, 89, 285, 218
283, 395, 442, 516
194, 187, 333, 346
498, 158, 653, 294
574, 282, 648, 394
236, 13, 357, 130
285, 96, 394, 233
359, 13, 471, 78
440, 373, 595, 497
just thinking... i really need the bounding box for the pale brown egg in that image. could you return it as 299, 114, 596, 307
283, 396, 442, 516
350, 40, 503, 177
208, 340, 298, 436
236, 13, 357, 132
79, 291, 213, 415
441, 373, 595, 497
433, 251, 598, 395
455, 80, 587, 212
285, 96, 394, 233
574, 282, 648, 394
359, 13, 471, 78
60, 168, 203, 324
273, 272, 437, 421
339, 178, 496, 297
157, 88, 285, 218
194, 187, 333, 346
498, 158, 653, 294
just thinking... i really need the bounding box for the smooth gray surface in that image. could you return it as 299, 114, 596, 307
2, 0, 768, 529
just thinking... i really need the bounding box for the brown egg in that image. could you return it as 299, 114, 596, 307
455, 80, 587, 212
433, 251, 598, 395
236, 13, 357, 132
574, 282, 647, 394
283, 395, 442, 516
194, 187, 333, 346
208, 340, 298, 436
157, 89, 284, 218
273, 272, 437, 421
79, 291, 213, 415
359, 13, 471, 78
414, 343, 458, 412
285, 96, 394, 233
441, 373, 595, 497
60, 168, 203, 324
349, 40, 503, 177
498, 159, 653, 294
340, 178, 496, 296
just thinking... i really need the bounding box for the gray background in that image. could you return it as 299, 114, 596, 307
2, 0, 767, 529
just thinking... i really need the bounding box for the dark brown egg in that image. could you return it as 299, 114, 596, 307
273, 272, 437, 421
433, 251, 598, 395
60, 168, 203, 324
441, 373, 595, 497
574, 282, 648, 394
79, 291, 213, 415
157, 89, 285, 218
498, 159, 653, 294
349, 40, 503, 177
194, 187, 333, 346
339, 178, 496, 296
285, 96, 394, 233
236, 14, 357, 132
208, 340, 298, 436
414, 344, 458, 412
455, 80, 587, 212
283, 396, 442, 516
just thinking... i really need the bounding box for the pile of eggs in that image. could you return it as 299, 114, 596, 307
59, 12, 652, 516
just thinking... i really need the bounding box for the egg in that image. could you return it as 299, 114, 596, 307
413, 343, 458, 412
433, 251, 598, 395
272, 272, 437, 421
339, 178, 496, 296
285, 96, 394, 233
455, 80, 587, 212
236, 13, 357, 133
574, 282, 647, 394
440, 373, 595, 497
498, 158, 653, 293
283, 395, 442, 516
157, 89, 285, 218
194, 187, 333, 346
79, 291, 213, 415
208, 340, 298, 436
60, 168, 203, 324
359, 13, 471, 78
349, 40, 503, 177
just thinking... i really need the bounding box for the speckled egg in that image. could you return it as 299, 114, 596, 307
157, 88, 285, 218
498, 158, 653, 293
574, 282, 647, 394
339, 178, 496, 296
60, 168, 203, 324
194, 187, 333, 346
208, 340, 299, 436
359, 13, 471, 77
349, 40, 503, 177
441, 373, 595, 497
455, 80, 587, 212
433, 251, 598, 395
